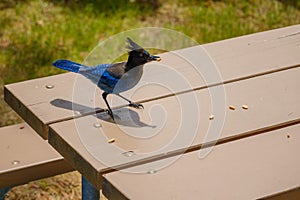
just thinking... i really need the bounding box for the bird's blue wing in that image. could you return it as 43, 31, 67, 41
78, 63, 110, 83
79, 64, 120, 93
97, 70, 119, 93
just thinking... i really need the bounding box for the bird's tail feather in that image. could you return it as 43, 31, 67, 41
52, 60, 87, 73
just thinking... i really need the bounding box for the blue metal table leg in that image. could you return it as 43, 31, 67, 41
82, 176, 100, 200
0, 187, 10, 200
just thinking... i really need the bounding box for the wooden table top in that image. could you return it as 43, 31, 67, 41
103, 123, 300, 199
4, 25, 300, 190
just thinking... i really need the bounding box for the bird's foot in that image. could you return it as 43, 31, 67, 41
129, 102, 144, 109
106, 110, 114, 120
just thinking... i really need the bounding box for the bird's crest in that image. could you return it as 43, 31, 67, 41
126, 37, 144, 51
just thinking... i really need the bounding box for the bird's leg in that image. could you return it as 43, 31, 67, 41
102, 92, 114, 120
116, 94, 144, 109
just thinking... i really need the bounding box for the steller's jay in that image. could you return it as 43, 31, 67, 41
52, 37, 161, 120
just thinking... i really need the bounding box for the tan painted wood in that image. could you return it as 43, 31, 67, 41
0, 123, 73, 188
204, 25, 300, 81
49, 66, 300, 189
5, 25, 300, 139
102, 123, 300, 200
261, 187, 300, 200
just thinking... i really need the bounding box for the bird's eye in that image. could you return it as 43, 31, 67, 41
139, 53, 143, 57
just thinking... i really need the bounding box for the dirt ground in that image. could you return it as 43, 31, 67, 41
5, 171, 107, 200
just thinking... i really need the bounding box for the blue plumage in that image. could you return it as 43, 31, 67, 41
52, 37, 161, 120
95, 70, 119, 93
52, 60, 87, 73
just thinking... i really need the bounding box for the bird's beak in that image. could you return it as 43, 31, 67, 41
150, 55, 161, 62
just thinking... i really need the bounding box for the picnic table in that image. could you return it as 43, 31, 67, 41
3, 25, 300, 199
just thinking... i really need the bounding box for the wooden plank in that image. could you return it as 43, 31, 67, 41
102, 123, 300, 200
49, 66, 300, 189
260, 187, 300, 200
203, 24, 300, 81
0, 123, 73, 188
5, 25, 300, 139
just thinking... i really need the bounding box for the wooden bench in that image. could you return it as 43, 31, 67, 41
0, 123, 73, 197
3, 25, 300, 199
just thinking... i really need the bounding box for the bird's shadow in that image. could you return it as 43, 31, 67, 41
50, 98, 156, 128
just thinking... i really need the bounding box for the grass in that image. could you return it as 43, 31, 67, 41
1, 0, 299, 84
0, 0, 300, 198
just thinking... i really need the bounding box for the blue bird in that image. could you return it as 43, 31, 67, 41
52, 38, 161, 120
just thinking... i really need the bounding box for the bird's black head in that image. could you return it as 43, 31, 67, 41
126, 37, 161, 70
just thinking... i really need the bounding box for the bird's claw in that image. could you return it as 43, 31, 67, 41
107, 110, 114, 120
129, 102, 144, 109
